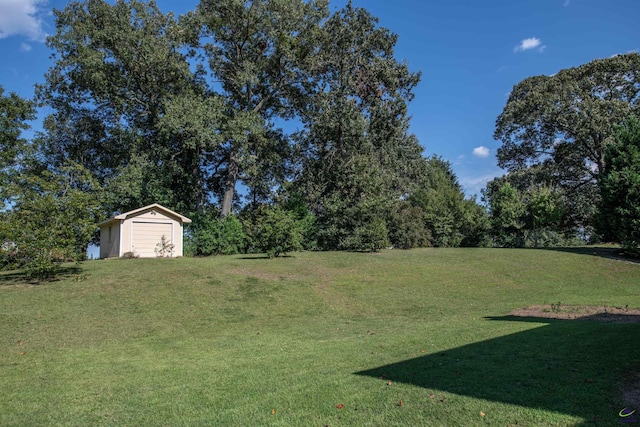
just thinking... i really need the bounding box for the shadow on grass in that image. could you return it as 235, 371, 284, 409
541, 246, 640, 264
0, 265, 84, 286
355, 315, 640, 425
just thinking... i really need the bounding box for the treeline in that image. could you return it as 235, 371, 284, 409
484, 54, 640, 253
185, 155, 490, 257
1, 0, 639, 278
1, 0, 492, 276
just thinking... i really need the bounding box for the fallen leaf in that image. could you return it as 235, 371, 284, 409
429, 394, 435, 399
271, 409, 276, 415
398, 400, 403, 407
387, 381, 393, 386
420, 349, 426, 353
480, 411, 485, 417
336, 403, 344, 409
20, 352, 25, 356
17, 341, 23, 346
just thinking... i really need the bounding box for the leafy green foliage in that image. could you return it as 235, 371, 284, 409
388, 203, 432, 249
38, 0, 214, 214
245, 205, 303, 258
295, 3, 423, 250
486, 182, 526, 247
494, 53, 640, 234
598, 115, 640, 253
0, 86, 35, 207
1, 88, 100, 279
187, 213, 246, 256
409, 157, 489, 248
484, 179, 576, 248
197, 0, 329, 216
1, 163, 102, 279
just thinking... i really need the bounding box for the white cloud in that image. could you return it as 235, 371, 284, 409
514, 37, 546, 53
20, 42, 32, 51
472, 146, 490, 158
0, 0, 48, 41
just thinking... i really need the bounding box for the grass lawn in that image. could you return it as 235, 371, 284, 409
1, 248, 639, 426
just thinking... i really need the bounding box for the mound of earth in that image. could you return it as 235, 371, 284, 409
510, 305, 640, 324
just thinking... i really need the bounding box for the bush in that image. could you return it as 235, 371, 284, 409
388, 204, 432, 249
249, 205, 303, 258
188, 213, 246, 256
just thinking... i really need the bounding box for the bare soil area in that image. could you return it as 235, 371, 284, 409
510, 305, 640, 323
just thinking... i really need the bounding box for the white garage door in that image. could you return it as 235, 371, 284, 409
131, 222, 173, 258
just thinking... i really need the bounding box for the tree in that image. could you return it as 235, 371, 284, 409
187, 212, 246, 256
1, 162, 102, 279
598, 115, 640, 252
494, 53, 640, 231
196, 0, 329, 216
295, 2, 423, 250
409, 157, 488, 247
0, 86, 36, 207
485, 182, 526, 247
245, 205, 303, 258
38, 0, 218, 214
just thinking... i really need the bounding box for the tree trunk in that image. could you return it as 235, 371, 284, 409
221, 153, 239, 217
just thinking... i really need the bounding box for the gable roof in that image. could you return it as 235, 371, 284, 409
98, 203, 192, 226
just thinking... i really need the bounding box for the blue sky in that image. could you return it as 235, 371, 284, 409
1, 0, 639, 197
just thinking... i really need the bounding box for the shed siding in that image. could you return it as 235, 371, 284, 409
99, 222, 121, 258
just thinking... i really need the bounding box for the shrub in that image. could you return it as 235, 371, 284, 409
388, 204, 432, 249
154, 235, 175, 257
188, 213, 246, 256
250, 205, 303, 258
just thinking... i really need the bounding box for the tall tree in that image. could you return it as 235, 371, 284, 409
409, 157, 488, 247
494, 53, 640, 230
295, 2, 422, 250
598, 115, 640, 252
196, 0, 329, 216
37, 0, 219, 214
1, 87, 101, 277
0, 86, 36, 207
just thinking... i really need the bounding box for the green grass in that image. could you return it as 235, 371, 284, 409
1, 248, 639, 426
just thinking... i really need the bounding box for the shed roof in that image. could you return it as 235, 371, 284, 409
98, 203, 192, 226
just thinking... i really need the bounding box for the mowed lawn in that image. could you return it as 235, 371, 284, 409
1, 248, 639, 426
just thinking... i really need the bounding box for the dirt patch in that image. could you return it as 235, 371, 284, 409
510, 305, 640, 324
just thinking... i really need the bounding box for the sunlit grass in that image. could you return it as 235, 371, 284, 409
1, 248, 639, 425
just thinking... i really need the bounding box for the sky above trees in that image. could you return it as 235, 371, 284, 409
1, 0, 639, 196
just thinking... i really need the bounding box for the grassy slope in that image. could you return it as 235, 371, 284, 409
1, 248, 639, 426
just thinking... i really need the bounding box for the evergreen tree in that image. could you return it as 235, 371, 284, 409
598, 115, 640, 252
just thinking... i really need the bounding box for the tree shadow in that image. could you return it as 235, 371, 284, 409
0, 265, 84, 286
540, 246, 640, 264
355, 314, 640, 425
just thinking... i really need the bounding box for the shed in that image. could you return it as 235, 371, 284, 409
99, 204, 191, 258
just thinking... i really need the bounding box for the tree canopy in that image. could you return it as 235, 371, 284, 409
3, 0, 510, 270
598, 115, 640, 252
489, 53, 640, 244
